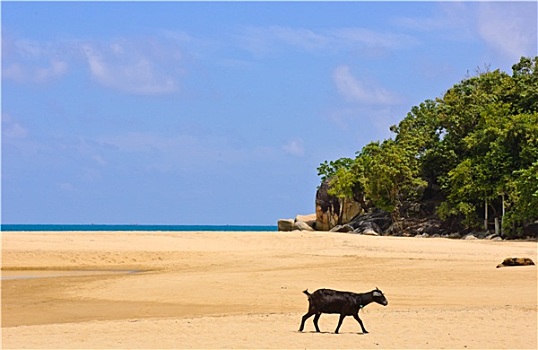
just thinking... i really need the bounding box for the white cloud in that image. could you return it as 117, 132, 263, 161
328, 66, 407, 137
13, 39, 47, 58
238, 25, 417, 56
2, 114, 28, 139
1, 113, 42, 157
2, 33, 184, 95
35, 60, 68, 82
2, 60, 68, 84
394, 2, 537, 63
90, 154, 107, 166
3, 122, 28, 139
274, 27, 328, 50
2, 36, 69, 83
81, 41, 179, 95
394, 2, 473, 34
332, 65, 403, 105
282, 138, 305, 157
477, 2, 537, 62
330, 28, 418, 50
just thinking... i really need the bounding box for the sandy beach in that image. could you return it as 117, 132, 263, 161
1, 230, 537, 349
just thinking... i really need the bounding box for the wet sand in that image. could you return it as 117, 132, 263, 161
2, 230, 537, 349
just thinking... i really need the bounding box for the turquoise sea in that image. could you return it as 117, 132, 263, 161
1, 224, 277, 232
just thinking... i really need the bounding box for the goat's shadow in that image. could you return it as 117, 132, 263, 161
296, 331, 368, 335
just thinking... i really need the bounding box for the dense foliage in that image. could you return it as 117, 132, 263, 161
318, 57, 538, 237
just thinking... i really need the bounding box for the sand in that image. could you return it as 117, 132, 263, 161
1, 230, 537, 349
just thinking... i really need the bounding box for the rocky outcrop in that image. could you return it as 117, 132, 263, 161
315, 180, 363, 231
282, 178, 536, 240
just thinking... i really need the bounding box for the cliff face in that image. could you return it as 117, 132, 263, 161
315, 180, 362, 231
314, 179, 463, 237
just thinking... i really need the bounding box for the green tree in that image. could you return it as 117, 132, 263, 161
356, 139, 426, 217
317, 157, 354, 184
435, 59, 538, 233
316, 56, 538, 237
504, 160, 538, 235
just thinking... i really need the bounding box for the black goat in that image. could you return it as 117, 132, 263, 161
298, 287, 388, 334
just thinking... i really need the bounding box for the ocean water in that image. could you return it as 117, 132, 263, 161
1, 224, 278, 232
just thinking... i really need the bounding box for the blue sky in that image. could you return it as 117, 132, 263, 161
2, 1, 537, 225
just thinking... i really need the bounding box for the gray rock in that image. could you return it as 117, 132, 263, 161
293, 220, 315, 231
353, 220, 382, 235
348, 208, 391, 233
361, 228, 380, 236
277, 219, 294, 232
424, 223, 442, 235
485, 233, 499, 240
330, 224, 354, 233
470, 231, 487, 239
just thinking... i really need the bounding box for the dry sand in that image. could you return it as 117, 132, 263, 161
1, 230, 537, 349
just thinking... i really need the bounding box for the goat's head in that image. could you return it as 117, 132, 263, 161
372, 287, 388, 306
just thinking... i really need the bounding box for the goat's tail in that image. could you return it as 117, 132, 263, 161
303, 289, 311, 297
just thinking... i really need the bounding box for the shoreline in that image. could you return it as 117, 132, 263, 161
0, 224, 279, 233
2, 230, 537, 349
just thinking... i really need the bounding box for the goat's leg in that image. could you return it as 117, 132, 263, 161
313, 313, 321, 332
299, 311, 315, 332
334, 314, 346, 334
353, 313, 368, 334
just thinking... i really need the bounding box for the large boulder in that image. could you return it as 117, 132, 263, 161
315, 180, 362, 231
348, 208, 392, 234
353, 220, 382, 235
294, 220, 315, 231
296, 213, 316, 222
295, 213, 317, 230
277, 219, 294, 232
